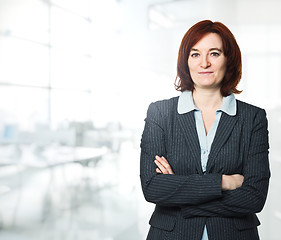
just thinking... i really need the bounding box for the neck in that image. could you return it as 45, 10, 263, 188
192, 88, 223, 111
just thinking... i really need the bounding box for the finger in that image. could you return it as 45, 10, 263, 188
154, 160, 169, 174
156, 156, 174, 174
234, 174, 244, 183
155, 156, 165, 165
160, 156, 169, 163
154, 160, 168, 174
159, 156, 174, 174
155, 156, 171, 174
156, 168, 162, 173
156, 155, 167, 164
155, 156, 174, 174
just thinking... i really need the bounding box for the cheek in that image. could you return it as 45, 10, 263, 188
188, 68, 197, 81
187, 61, 197, 76
218, 61, 227, 76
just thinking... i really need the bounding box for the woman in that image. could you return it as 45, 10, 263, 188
140, 20, 270, 240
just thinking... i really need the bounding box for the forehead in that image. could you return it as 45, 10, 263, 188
191, 33, 223, 50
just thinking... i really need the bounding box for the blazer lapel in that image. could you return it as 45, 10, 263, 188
206, 112, 238, 173
177, 112, 203, 174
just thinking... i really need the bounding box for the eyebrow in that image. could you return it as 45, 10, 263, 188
190, 48, 223, 52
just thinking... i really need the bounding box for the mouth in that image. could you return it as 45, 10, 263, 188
199, 71, 213, 75
198, 71, 214, 76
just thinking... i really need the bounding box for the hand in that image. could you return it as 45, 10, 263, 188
221, 174, 244, 191
154, 155, 174, 174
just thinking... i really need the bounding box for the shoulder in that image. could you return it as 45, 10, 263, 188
147, 96, 179, 116
236, 99, 267, 123
237, 99, 265, 113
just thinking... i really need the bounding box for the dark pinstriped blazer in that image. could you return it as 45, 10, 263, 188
140, 96, 270, 240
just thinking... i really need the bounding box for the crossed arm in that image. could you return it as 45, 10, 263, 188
154, 155, 244, 191
140, 103, 270, 217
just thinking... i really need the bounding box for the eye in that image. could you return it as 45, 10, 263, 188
190, 52, 199, 58
210, 52, 220, 57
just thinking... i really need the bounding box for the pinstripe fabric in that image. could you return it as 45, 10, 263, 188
140, 96, 270, 240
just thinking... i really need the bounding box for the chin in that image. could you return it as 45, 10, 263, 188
195, 84, 221, 90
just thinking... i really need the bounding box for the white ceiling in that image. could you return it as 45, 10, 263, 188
147, 0, 281, 29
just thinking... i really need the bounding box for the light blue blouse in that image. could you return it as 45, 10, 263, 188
177, 90, 237, 240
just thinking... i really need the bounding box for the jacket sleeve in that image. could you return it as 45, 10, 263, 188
140, 102, 223, 207
181, 109, 270, 217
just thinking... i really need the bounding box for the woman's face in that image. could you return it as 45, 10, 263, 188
188, 33, 227, 91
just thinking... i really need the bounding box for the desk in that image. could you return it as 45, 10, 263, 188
22, 145, 107, 168
0, 144, 107, 168
0, 144, 108, 227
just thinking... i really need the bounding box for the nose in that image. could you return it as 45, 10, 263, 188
200, 55, 211, 68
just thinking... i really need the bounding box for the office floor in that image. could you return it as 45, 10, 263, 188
0, 141, 153, 240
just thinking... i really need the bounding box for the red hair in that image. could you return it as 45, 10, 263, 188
175, 20, 242, 96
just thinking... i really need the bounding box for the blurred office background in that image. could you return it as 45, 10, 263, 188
0, 0, 280, 239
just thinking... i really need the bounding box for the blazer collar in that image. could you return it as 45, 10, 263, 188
177, 90, 237, 116
177, 111, 203, 174
176, 90, 238, 174
206, 113, 238, 173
